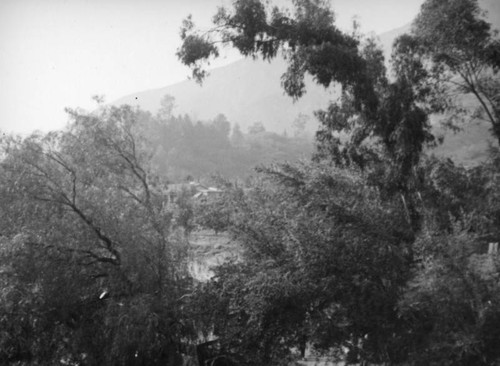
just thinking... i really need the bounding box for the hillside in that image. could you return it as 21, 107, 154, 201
114, 56, 336, 134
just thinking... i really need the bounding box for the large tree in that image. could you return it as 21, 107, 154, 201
0, 104, 195, 365
177, 0, 437, 231
411, 0, 500, 143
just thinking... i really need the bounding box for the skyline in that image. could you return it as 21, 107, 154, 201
0, 0, 425, 134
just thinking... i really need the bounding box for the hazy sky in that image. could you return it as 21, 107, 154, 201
0, 0, 424, 134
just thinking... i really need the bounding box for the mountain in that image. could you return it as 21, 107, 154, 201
114, 56, 337, 134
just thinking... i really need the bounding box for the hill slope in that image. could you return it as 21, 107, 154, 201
114, 56, 337, 134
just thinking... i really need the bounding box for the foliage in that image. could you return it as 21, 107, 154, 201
188, 162, 414, 365
399, 223, 500, 365
178, 0, 375, 106
177, 15, 220, 82
185, 151, 500, 365
194, 195, 232, 235
388, 153, 500, 365
172, 185, 197, 235
0, 105, 195, 365
411, 0, 500, 142
148, 103, 314, 181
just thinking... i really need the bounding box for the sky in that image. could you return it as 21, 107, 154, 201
0, 0, 425, 134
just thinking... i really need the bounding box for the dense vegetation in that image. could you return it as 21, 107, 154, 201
1, 0, 500, 365
148, 96, 313, 181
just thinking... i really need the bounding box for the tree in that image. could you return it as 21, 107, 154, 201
177, 0, 378, 111
390, 152, 500, 365
411, 0, 500, 143
176, 1, 430, 363
177, 1, 437, 230
231, 123, 245, 146
213, 114, 232, 140
248, 122, 266, 135
157, 93, 176, 120
188, 162, 413, 365
194, 194, 232, 235
0, 104, 195, 365
398, 222, 500, 365
292, 113, 309, 138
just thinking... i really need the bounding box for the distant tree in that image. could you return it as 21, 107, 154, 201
157, 94, 177, 120
194, 194, 232, 235
231, 123, 245, 146
145, 109, 313, 180
248, 122, 266, 135
292, 113, 309, 138
213, 114, 232, 139
174, 186, 196, 235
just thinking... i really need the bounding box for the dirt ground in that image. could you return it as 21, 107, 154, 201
188, 230, 242, 281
